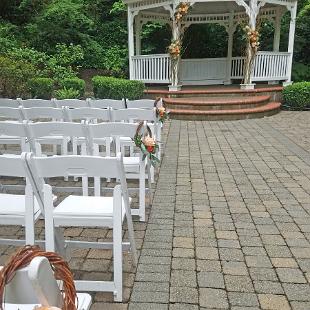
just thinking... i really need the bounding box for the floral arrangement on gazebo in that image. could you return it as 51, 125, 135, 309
168, 2, 191, 90
243, 25, 260, 86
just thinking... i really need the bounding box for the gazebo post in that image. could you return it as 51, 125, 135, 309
284, 1, 297, 86
127, 6, 135, 80
135, 16, 142, 55
273, 7, 281, 52
224, 11, 235, 85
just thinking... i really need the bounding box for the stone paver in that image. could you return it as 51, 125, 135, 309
1, 112, 310, 309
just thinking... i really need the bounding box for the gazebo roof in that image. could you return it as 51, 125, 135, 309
123, 0, 296, 14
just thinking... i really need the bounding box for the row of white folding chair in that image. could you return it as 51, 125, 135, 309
4, 256, 92, 309
0, 97, 156, 109
0, 106, 160, 163
0, 120, 150, 221
0, 153, 137, 301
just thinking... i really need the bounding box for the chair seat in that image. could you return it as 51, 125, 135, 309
0, 194, 41, 217
3, 293, 92, 310
54, 195, 128, 220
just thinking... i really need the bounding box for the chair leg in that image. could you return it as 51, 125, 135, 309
147, 160, 152, 207
25, 184, 35, 245
106, 138, 111, 182
113, 188, 123, 302
81, 143, 89, 196
72, 138, 78, 181
62, 140, 68, 181
43, 185, 56, 251
139, 161, 145, 222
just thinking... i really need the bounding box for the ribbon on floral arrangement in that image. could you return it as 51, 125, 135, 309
133, 121, 160, 167
154, 97, 169, 123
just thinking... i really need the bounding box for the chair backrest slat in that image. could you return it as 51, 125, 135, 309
0, 121, 27, 137
111, 108, 156, 123
21, 99, 55, 108
0, 98, 20, 108
66, 107, 110, 122
26, 121, 86, 139
22, 107, 64, 121
88, 99, 125, 109
0, 107, 23, 121
0, 154, 26, 177
55, 99, 88, 108
126, 99, 155, 109
28, 154, 123, 179
88, 122, 138, 139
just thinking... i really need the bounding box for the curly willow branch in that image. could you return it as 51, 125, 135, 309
0, 245, 77, 310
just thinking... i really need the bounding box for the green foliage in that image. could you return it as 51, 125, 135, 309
28, 0, 93, 52
183, 24, 228, 58
296, 2, 310, 64
59, 77, 85, 98
292, 62, 310, 82
282, 82, 310, 110
92, 76, 145, 100
0, 55, 36, 98
28, 77, 54, 99
6, 44, 83, 81
54, 87, 80, 99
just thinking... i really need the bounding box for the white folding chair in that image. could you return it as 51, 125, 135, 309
64, 106, 111, 158
126, 99, 155, 109
0, 121, 29, 152
88, 98, 125, 109
3, 256, 92, 309
25, 121, 90, 185
24, 153, 137, 301
0, 155, 40, 246
0, 98, 20, 108
86, 122, 151, 221
21, 99, 56, 108
25, 121, 87, 157
55, 99, 88, 108
111, 108, 159, 178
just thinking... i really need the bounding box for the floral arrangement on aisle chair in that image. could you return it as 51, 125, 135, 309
0, 245, 77, 310
133, 122, 160, 167
154, 98, 169, 123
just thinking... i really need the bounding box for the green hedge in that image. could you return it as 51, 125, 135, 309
59, 77, 85, 98
282, 82, 310, 110
92, 76, 145, 100
28, 77, 54, 99
0, 56, 36, 98
54, 87, 80, 99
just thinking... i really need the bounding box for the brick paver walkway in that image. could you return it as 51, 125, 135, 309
1, 111, 310, 309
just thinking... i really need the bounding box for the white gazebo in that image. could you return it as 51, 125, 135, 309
123, 0, 297, 90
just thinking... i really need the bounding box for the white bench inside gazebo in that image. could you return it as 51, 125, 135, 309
124, 0, 297, 89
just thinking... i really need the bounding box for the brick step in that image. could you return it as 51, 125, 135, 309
164, 95, 270, 111
144, 86, 283, 101
169, 102, 281, 121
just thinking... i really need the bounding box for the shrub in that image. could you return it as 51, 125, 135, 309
282, 82, 310, 110
59, 77, 85, 97
54, 87, 80, 99
28, 77, 54, 99
292, 62, 310, 82
92, 76, 145, 100
0, 56, 37, 98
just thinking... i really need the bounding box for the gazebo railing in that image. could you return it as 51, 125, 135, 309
131, 51, 290, 84
132, 54, 170, 83
231, 52, 291, 81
